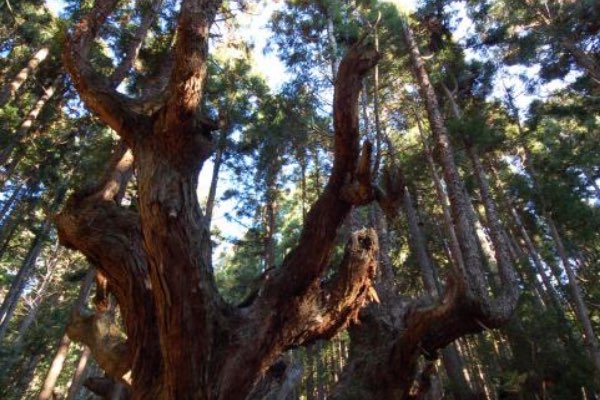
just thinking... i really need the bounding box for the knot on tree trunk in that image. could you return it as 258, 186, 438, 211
375, 164, 405, 218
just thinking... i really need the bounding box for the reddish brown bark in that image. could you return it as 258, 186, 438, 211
57, 1, 381, 399
328, 22, 520, 399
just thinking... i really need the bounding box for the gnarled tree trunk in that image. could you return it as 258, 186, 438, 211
329, 20, 520, 399
56, 1, 381, 399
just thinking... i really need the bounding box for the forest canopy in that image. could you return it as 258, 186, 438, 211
0, 0, 599, 399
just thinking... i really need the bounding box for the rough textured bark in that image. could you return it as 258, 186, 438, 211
415, 113, 465, 275
404, 21, 518, 314
0, 47, 50, 107
328, 22, 520, 400
443, 84, 515, 303
58, 1, 381, 398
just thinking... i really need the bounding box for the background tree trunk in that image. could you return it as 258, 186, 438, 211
0, 47, 50, 107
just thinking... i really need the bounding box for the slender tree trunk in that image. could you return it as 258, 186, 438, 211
0, 219, 52, 341
306, 345, 316, 400
264, 165, 278, 270
561, 38, 600, 86
38, 270, 95, 400
370, 203, 395, 286
507, 94, 600, 373
443, 83, 514, 294
108, 0, 163, 87
467, 145, 513, 292
326, 10, 338, 80
38, 334, 73, 400
66, 347, 92, 400
402, 185, 439, 297
416, 113, 465, 275
0, 75, 63, 167
204, 135, 225, 230
0, 47, 50, 107
402, 185, 476, 400
404, 22, 485, 284
511, 205, 563, 308
316, 341, 325, 400
14, 353, 43, 399
12, 241, 63, 347
0, 211, 23, 260
0, 182, 23, 222
547, 218, 600, 373
0, 183, 42, 260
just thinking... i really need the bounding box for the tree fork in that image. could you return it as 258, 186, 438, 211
58, 0, 382, 398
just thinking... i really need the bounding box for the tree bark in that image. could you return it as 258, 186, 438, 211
109, 0, 164, 88
404, 21, 518, 312
263, 164, 278, 270
58, 1, 381, 397
415, 112, 465, 276
204, 132, 225, 230
0, 47, 50, 107
328, 22, 520, 400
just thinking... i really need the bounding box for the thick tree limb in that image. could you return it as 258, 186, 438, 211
163, 0, 222, 128
212, 44, 379, 400
312, 229, 380, 339
109, 0, 164, 87
56, 144, 162, 397
261, 42, 379, 303
62, 0, 150, 144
